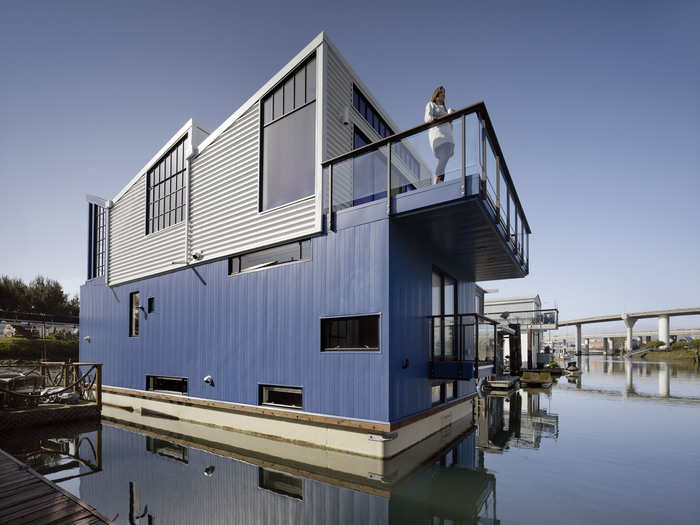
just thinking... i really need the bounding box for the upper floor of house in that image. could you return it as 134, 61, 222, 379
86, 33, 531, 287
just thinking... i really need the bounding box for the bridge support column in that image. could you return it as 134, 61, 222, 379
658, 315, 670, 349
584, 338, 590, 354
658, 363, 670, 397
622, 315, 637, 353
624, 358, 633, 395
602, 338, 609, 355
575, 324, 582, 355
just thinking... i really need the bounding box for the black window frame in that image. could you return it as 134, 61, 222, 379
146, 135, 187, 235
259, 384, 303, 410
320, 314, 380, 352
259, 53, 317, 212
146, 375, 188, 395
228, 239, 311, 275
431, 381, 458, 406
432, 267, 458, 360
258, 467, 304, 500
129, 292, 140, 337
88, 203, 106, 280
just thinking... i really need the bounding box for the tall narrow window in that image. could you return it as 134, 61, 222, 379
129, 292, 140, 337
261, 55, 316, 211
146, 136, 187, 234
88, 203, 106, 279
432, 268, 458, 360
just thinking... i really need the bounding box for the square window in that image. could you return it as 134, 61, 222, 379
321, 315, 379, 352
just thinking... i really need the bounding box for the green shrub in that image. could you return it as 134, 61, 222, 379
0, 337, 77, 361
641, 340, 664, 349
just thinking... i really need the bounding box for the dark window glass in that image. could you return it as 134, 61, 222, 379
259, 468, 303, 499
294, 68, 306, 108
146, 135, 187, 234
261, 55, 316, 211
262, 102, 315, 210
305, 57, 316, 102
88, 203, 106, 279
147, 297, 155, 313
283, 78, 294, 114
273, 88, 283, 120
352, 85, 396, 140
129, 292, 140, 337
146, 375, 188, 394
259, 385, 302, 409
229, 239, 311, 275
321, 315, 380, 352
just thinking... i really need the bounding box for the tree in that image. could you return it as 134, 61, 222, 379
0, 275, 79, 316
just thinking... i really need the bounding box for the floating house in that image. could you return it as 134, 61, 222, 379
80, 33, 531, 458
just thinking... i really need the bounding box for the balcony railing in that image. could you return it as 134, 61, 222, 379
486, 308, 559, 330
322, 101, 531, 269
429, 313, 497, 380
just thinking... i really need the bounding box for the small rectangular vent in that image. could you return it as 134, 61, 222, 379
259, 385, 302, 410
146, 375, 188, 395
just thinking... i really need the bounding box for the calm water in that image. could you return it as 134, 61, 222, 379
2, 356, 699, 524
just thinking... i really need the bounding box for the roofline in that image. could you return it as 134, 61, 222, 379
485, 295, 541, 303
111, 119, 211, 203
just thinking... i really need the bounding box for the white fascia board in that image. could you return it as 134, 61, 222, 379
112, 119, 211, 203
85, 194, 109, 208
322, 34, 403, 144
196, 32, 326, 156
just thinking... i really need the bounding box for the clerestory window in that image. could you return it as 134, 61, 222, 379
260, 54, 316, 211
88, 203, 106, 279
146, 136, 187, 234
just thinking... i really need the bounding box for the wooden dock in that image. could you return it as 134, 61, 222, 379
0, 448, 112, 524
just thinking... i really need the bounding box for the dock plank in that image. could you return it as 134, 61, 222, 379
0, 448, 112, 524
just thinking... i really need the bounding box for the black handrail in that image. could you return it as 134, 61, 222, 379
322, 101, 531, 234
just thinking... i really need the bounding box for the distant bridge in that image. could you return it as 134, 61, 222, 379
558, 308, 700, 353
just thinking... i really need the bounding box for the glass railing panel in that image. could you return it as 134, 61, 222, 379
331, 146, 388, 211
484, 136, 498, 210
478, 321, 495, 363
432, 317, 442, 359
508, 197, 516, 244
444, 315, 455, 360
498, 168, 508, 227
389, 120, 463, 196
460, 315, 476, 361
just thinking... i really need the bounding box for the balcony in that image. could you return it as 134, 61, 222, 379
323, 102, 530, 281
428, 314, 498, 380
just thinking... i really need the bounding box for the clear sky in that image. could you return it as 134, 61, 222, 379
1, 0, 698, 331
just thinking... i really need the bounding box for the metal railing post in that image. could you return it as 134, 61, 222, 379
480, 118, 487, 194
461, 115, 466, 196
474, 316, 479, 377
507, 191, 511, 237
327, 163, 333, 232
96, 364, 102, 409
386, 143, 392, 216
495, 157, 501, 220
526, 234, 530, 269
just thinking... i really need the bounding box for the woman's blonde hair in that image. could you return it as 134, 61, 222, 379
430, 86, 445, 103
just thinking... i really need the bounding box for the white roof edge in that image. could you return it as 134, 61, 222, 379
485, 295, 542, 303
85, 194, 109, 207
196, 32, 326, 156
112, 118, 212, 203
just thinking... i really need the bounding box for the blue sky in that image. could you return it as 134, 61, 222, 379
1, 0, 698, 331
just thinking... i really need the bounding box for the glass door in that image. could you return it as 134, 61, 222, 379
432, 268, 458, 360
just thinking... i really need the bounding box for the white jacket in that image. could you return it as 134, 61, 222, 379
424, 102, 454, 153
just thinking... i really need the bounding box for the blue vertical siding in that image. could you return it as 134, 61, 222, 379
81, 218, 390, 422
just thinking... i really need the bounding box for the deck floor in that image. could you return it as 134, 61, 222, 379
0, 448, 111, 524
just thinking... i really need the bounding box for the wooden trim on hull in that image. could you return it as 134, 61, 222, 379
102, 385, 476, 433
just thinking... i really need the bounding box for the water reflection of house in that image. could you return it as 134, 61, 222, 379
476, 391, 559, 453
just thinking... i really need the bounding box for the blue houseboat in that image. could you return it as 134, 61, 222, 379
80, 33, 531, 458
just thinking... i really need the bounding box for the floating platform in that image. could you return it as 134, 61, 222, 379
0, 448, 112, 524
520, 369, 553, 387
485, 376, 520, 391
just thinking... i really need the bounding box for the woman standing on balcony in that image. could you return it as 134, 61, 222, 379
425, 86, 455, 184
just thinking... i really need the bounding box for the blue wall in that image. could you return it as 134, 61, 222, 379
81, 218, 390, 422
82, 199, 477, 423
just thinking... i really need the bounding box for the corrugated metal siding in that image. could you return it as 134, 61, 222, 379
80, 425, 389, 525
109, 174, 186, 285
188, 95, 317, 263
81, 220, 390, 422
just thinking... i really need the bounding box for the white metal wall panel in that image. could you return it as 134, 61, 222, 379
188, 104, 316, 262
108, 175, 186, 285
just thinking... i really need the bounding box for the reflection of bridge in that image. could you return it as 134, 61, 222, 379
558, 307, 700, 353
